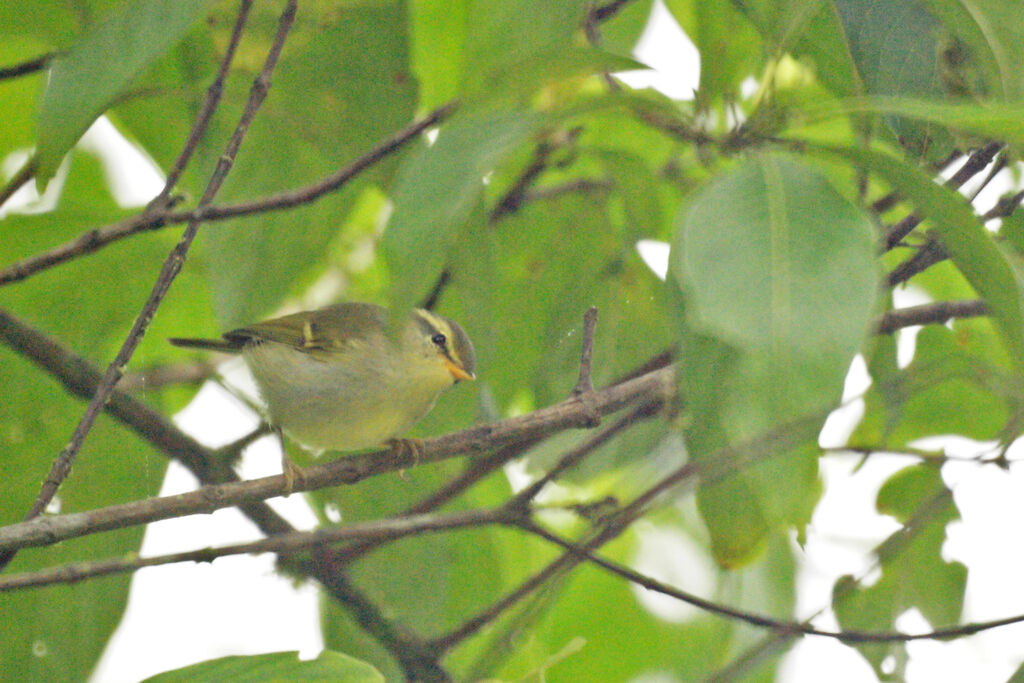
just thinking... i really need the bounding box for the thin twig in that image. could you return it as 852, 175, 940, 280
874, 299, 987, 334
882, 143, 1003, 251
0, 507, 522, 592
984, 189, 1024, 220
0, 52, 55, 80
886, 237, 947, 287
0, 0, 297, 574
523, 520, 1022, 645
571, 306, 599, 396
148, 0, 253, 211
0, 156, 38, 212
509, 400, 659, 509
0, 102, 456, 288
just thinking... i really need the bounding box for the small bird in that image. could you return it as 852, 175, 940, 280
169, 302, 476, 491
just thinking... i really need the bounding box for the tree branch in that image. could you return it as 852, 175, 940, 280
0, 52, 55, 81
0, 359, 673, 554
0, 507, 523, 592
0, 0, 297, 572
882, 143, 1003, 251
874, 299, 987, 334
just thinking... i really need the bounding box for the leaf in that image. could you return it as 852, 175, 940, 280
833, 465, 966, 680
738, 0, 865, 99
460, 0, 591, 97
673, 153, 878, 429
35, 0, 212, 185
410, 0, 470, 111
382, 108, 540, 311
664, 0, 763, 108
813, 142, 1024, 371
851, 320, 1018, 448
831, 0, 957, 157
671, 152, 879, 565
923, 0, 1024, 101
143, 650, 384, 683
804, 96, 1024, 149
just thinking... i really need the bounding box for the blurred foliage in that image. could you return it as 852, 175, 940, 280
2, 0, 1024, 681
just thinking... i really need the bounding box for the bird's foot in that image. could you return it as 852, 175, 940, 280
388, 437, 424, 475
281, 454, 306, 496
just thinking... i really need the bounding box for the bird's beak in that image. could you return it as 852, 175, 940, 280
445, 358, 475, 382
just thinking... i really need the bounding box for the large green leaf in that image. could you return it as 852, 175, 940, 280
143, 650, 384, 683
851, 322, 1017, 448
35, 0, 212, 184
671, 152, 879, 565
460, 0, 591, 97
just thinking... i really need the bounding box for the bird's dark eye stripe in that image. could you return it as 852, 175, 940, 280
431, 333, 447, 347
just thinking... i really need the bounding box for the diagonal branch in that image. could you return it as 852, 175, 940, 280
0, 0, 297, 573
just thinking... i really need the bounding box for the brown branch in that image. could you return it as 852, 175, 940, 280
984, 189, 1024, 220
0, 507, 522, 592
0, 360, 674, 553
490, 140, 556, 222
571, 306, 599, 396
0, 155, 38, 212
0, 102, 457, 288
522, 520, 1024, 645
0, 0, 297, 572
882, 143, 1003, 251
886, 236, 947, 287
0, 52, 55, 80
874, 299, 987, 334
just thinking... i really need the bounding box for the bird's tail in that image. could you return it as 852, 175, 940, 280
168, 337, 240, 353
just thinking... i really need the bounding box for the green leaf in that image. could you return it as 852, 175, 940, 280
143, 650, 384, 683
672, 153, 878, 565
461, 0, 590, 97
664, 0, 763, 108
833, 465, 966, 679
923, 0, 1024, 101
673, 153, 878, 432
738, 0, 864, 99
410, 0, 469, 111
814, 142, 1024, 371
35, 0, 212, 185
850, 323, 1015, 448
804, 96, 1024, 149
832, 0, 957, 156
382, 108, 540, 311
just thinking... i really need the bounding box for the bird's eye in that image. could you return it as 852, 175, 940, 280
431, 333, 447, 347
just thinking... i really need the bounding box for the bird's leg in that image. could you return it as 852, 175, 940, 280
276, 427, 306, 496
387, 437, 424, 472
